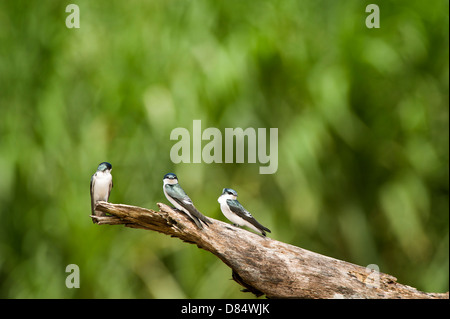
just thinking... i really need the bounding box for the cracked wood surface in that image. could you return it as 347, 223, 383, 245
91, 201, 448, 299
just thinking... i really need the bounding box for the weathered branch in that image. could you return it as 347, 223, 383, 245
92, 202, 448, 299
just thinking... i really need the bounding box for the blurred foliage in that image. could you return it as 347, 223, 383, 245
0, 0, 448, 298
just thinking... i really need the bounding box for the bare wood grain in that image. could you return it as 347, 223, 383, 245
92, 201, 448, 299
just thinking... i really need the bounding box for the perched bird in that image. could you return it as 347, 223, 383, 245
163, 173, 211, 229
218, 188, 271, 236
90, 162, 113, 217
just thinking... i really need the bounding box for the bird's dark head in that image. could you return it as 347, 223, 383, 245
163, 173, 178, 184
222, 188, 238, 197
97, 162, 112, 172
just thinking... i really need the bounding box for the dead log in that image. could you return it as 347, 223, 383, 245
91, 201, 448, 299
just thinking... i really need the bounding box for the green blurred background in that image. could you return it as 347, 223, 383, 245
0, 0, 448, 298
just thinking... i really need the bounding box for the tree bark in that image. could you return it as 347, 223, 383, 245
92, 201, 448, 299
